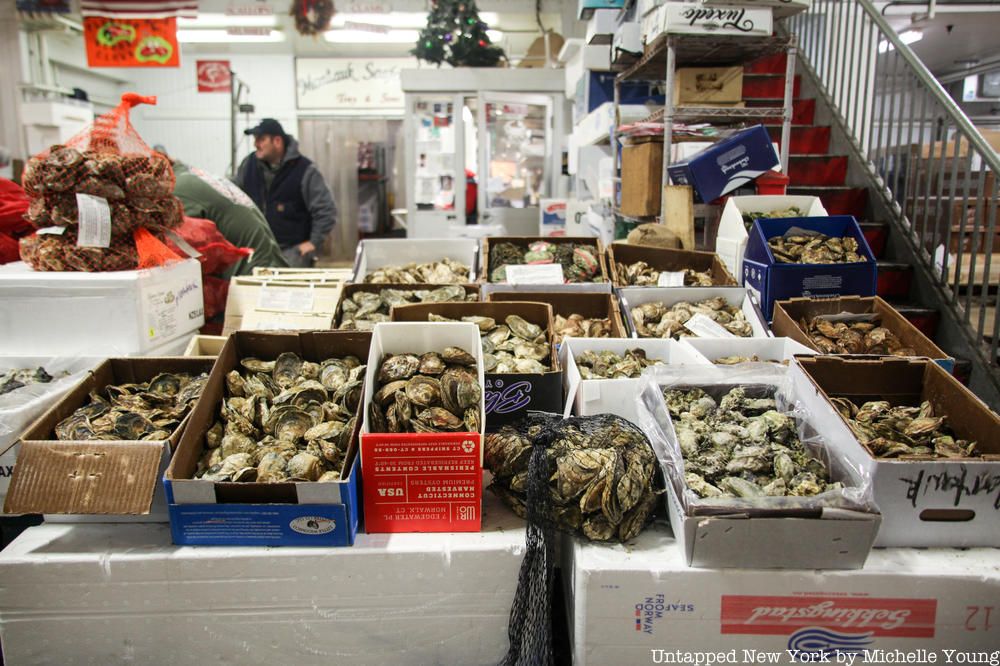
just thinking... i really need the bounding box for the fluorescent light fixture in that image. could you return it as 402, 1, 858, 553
878, 28, 922, 54
330, 11, 498, 29
177, 13, 277, 28
176, 29, 286, 43
323, 29, 419, 43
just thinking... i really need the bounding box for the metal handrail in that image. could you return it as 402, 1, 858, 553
787, 0, 1000, 404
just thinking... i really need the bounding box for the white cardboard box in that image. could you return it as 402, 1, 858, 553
0, 259, 204, 356
0, 494, 527, 665
617, 286, 772, 339
644, 3, 774, 42
717, 195, 828, 278
677, 337, 817, 364
612, 20, 643, 60
573, 102, 650, 148
586, 8, 620, 44
565, 44, 613, 99
351, 239, 479, 283
703, 0, 810, 18
183, 335, 227, 357
566, 521, 1000, 666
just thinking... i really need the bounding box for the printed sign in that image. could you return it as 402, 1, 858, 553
196, 60, 231, 93
84, 16, 179, 68
662, 3, 774, 36
295, 57, 414, 112
505, 264, 565, 285
657, 271, 687, 287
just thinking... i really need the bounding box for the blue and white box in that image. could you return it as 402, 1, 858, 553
667, 125, 779, 203
742, 215, 878, 320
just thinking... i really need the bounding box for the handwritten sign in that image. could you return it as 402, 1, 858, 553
295, 57, 415, 112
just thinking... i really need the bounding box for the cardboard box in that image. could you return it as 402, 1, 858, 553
644, 3, 774, 41
574, 72, 664, 122
677, 336, 816, 365
4, 357, 215, 522
702, 0, 810, 17
164, 331, 371, 546
771, 295, 954, 371
481, 236, 611, 295
183, 335, 227, 357
742, 215, 878, 320
667, 125, 780, 203
240, 311, 335, 332
617, 286, 771, 339
792, 355, 1000, 547
0, 259, 204, 356
564, 44, 613, 99
578, 0, 624, 20
585, 8, 619, 43
222, 276, 346, 334
674, 66, 744, 105
251, 267, 354, 281
389, 301, 561, 430
716, 194, 828, 278
486, 291, 628, 340
539, 198, 568, 237
565, 522, 1000, 665
351, 238, 479, 284
612, 21, 642, 62
607, 242, 737, 287
636, 373, 880, 569
621, 138, 663, 217
334, 283, 480, 330
360, 323, 485, 533
0, 493, 528, 665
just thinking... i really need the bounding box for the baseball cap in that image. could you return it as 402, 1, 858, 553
244, 118, 286, 138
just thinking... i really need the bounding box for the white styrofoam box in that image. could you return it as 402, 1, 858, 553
677, 336, 816, 365
573, 102, 649, 148
637, 0, 664, 16
448, 224, 506, 239
560, 337, 710, 424
717, 195, 828, 278
565, 521, 1000, 665
0, 260, 204, 356
565, 199, 597, 237
644, 3, 774, 42
21, 100, 94, 156
143, 332, 198, 357
612, 21, 642, 60
565, 44, 613, 99
0, 493, 527, 665
586, 9, 620, 44
617, 286, 772, 339
703, 0, 811, 19
351, 239, 479, 283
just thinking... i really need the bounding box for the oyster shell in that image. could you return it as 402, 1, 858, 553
488, 240, 603, 284
337, 286, 475, 329
769, 231, 866, 265
615, 260, 716, 287
630, 298, 752, 339
363, 259, 470, 285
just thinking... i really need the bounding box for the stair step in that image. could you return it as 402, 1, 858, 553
860, 221, 890, 259
877, 262, 914, 299
749, 98, 815, 125
742, 74, 802, 99
787, 155, 848, 187
891, 303, 941, 339
745, 53, 788, 75
767, 125, 830, 155
787, 186, 869, 218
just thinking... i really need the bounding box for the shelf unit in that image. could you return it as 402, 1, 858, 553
612, 32, 797, 221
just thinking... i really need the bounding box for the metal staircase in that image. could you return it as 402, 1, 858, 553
784, 0, 1000, 409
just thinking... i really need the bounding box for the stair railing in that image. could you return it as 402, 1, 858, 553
786, 0, 1000, 394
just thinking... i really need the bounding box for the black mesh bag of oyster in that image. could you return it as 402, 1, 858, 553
487, 411, 663, 666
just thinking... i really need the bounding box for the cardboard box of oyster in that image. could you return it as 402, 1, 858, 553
486, 290, 628, 345
771, 295, 954, 372
165, 331, 370, 546
351, 238, 479, 285
360, 322, 486, 533
390, 301, 561, 430
606, 242, 737, 288
618, 286, 771, 340
4, 357, 215, 523
480, 236, 611, 295
334, 283, 480, 331
223, 276, 347, 335
791, 355, 1000, 547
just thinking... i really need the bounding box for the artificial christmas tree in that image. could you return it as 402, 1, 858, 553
412, 0, 505, 67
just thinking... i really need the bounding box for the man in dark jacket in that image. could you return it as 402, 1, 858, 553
234, 118, 336, 267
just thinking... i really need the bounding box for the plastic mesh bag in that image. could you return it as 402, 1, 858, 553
168, 215, 252, 276
19, 228, 139, 271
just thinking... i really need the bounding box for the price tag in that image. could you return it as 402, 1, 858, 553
256, 285, 315, 312
505, 263, 564, 285
36, 226, 67, 236
75, 193, 111, 248
684, 313, 736, 338
656, 271, 687, 287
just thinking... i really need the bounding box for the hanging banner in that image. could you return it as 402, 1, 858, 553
83, 16, 180, 68
196, 60, 232, 93
295, 57, 415, 114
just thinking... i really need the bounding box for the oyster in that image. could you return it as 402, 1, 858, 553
768, 231, 867, 264
740, 206, 804, 230
615, 260, 716, 287
0, 366, 55, 396
803, 315, 916, 356
630, 298, 753, 339
552, 313, 613, 345
337, 286, 475, 330
488, 240, 604, 284
363, 259, 471, 285
575, 348, 664, 379
421, 311, 553, 375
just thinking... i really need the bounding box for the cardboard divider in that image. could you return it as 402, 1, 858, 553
606, 242, 736, 287
223, 277, 347, 335
677, 337, 817, 364
792, 355, 1000, 547
771, 295, 953, 371
617, 286, 771, 339
716, 195, 827, 278
334, 283, 480, 329
486, 290, 628, 338
4, 357, 216, 520
480, 236, 611, 294
351, 239, 479, 283
183, 335, 227, 357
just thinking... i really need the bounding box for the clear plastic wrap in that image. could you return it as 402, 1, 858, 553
634, 363, 876, 517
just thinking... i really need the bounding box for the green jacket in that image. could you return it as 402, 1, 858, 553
172, 161, 289, 277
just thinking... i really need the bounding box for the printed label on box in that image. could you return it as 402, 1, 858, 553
75, 193, 111, 248
684, 313, 736, 338
257, 285, 315, 312
145, 286, 179, 341
657, 271, 687, 287
505, 264, 565, 285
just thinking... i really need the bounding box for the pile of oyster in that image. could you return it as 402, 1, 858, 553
489, 240, 602, 283
664, 386, 840, 500
55, 372, 207, 441
363, 259, 470, 284
1, 367, 54, 396
485, 413, 659, 542
553, 313, 613, 344
741, 206, 804, 230
426, 314, 550, 374
195, 353, 363, 483
804, 316, 916, 356
575, 348, 663, 379
769, 231, 866, 264
630, 297, 753, 339
338, 286, 476, 330
368, 347, 482, 433
831, 397, 979, 459
615, 261, 714, 287
713, 355, 788, 365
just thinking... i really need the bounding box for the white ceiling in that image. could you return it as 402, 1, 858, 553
881, 2, 1000, 76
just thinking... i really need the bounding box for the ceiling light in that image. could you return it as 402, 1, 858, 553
329, 11, 498, 29
178, 13, 277, 28
176, 29, 286, 43
878, 28, 923, 54
323, 29, 420, 44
